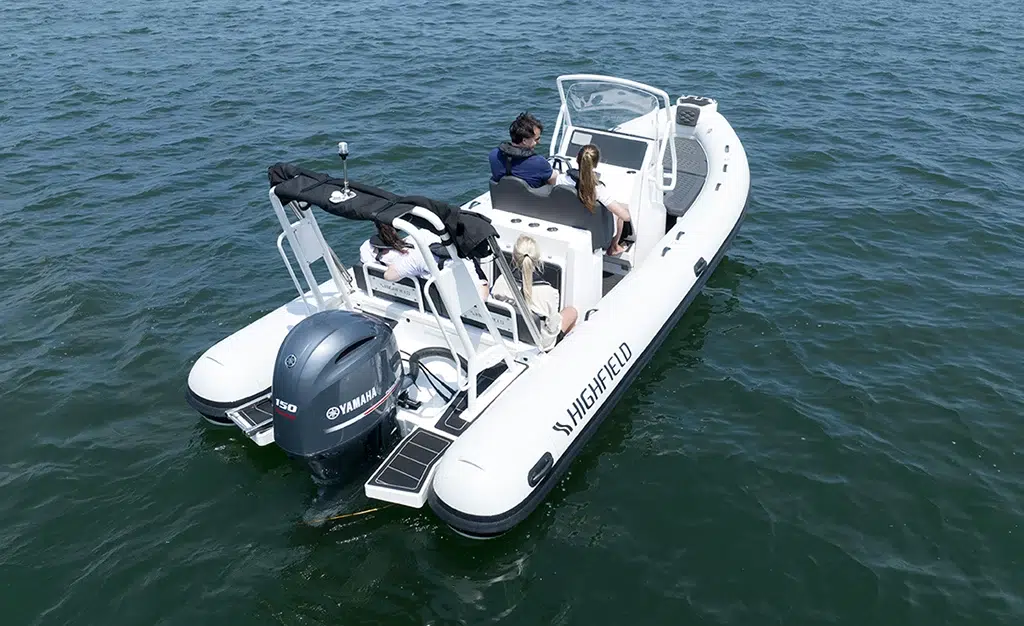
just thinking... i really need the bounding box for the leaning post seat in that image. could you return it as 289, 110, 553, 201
488, 177, 615, 250
498, 249, 563, 309
352, 261, 546, 347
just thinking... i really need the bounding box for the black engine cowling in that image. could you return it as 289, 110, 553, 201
271, 310, 401, 483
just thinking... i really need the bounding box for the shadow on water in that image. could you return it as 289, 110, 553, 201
193, 421, 294, 475
262, 509, 541, 625
705, 253, 759, 291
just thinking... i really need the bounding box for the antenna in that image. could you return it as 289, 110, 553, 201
331, 141, 356, 203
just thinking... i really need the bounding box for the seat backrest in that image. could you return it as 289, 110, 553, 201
353, 261, 557, 347
424, 282, 537, 346
489, 177, 615, 250
500, 250, 563, 309
353, 263, 423, 309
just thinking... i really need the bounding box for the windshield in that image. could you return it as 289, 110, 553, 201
561, 79, 664, 137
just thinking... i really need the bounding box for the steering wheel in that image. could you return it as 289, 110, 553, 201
549, 154, 572, 173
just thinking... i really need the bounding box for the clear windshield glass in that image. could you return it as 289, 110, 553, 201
562, 80, 663, 136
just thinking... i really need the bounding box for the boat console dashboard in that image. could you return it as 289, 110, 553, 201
562, 128, 650, 171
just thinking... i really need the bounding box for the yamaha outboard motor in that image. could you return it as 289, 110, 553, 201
271, 310, 402, 484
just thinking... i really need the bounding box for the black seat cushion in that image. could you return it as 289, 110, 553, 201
489, 177, 615, 250
352, 263, 422, 308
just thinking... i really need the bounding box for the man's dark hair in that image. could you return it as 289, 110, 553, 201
509, 112, 543, 144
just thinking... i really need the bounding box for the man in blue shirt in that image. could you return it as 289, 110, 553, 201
489, 112, 559, 188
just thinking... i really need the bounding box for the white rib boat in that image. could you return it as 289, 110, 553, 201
185, 74, 750, 537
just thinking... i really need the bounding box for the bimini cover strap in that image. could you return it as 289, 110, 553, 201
268, 163, 497, 259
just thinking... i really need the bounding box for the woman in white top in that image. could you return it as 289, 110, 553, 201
555, 144, 632, 256
359, 223, 490, 299
491, 235, 578, 350
358, 223, 430, 281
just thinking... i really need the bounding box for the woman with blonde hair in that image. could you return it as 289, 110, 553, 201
492, 235, 577, 350
556, 144, 632, 256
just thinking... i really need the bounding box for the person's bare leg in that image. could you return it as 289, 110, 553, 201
606, 218, 626, 255
560, 306, 578, 333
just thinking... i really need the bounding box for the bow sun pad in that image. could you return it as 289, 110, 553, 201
268, 163, 497, 259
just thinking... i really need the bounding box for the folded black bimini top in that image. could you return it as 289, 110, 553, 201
268, 162, 496, 260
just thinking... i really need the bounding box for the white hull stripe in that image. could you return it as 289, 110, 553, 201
323, 378, 401, 434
